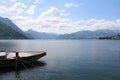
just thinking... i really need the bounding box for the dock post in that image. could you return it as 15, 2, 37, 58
15, 52, 20, 80
15, 52, 19, 71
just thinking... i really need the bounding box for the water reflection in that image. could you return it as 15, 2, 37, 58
0, 61, 46, 80
0, 61, 46, 74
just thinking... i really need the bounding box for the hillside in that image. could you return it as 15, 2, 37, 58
25, 29, 58, 39
0, 16, 25, 35
57, 30, 120, 39
0, 22, 27, 39
25, 29, 120, 39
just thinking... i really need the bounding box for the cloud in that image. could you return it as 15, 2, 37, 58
65, 3, 73, 8
0, 6, 7, 13
60, 10, 69, 16
2, 0, 15, 3
34, 0, 40, 4
38, 7, 59, 19
86, 19, 105, 24
9, 7, 71, 34
9, 2, 26, 14
9, 7, 120, 34
26, 0, 32, 2
9, 16, 35, 30
26, 5, 37, 15
83, 19, 120, 31
0, 2, 26, 15
65, 3, 79, 8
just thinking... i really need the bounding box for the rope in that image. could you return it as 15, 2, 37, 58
16, 59, 28, 80
21, 60, 39, 67
19, 58, 28, 70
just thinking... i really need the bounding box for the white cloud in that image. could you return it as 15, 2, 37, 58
65, 3, 73, 8
9, 2, 26, 14
26, 0, 32, 2
9, 7, 120, 34
26, 5, 37, 15
2, 0, 15, 3
34, 0, 40, 4
84, 19, 120, 31
86, 18, 105, 24
65, 3, 79, 8
0, 2, 26, 15
9, 16, 120, 34
60, 10, 69, 16
0, 6, 7, 13
38, 7, 59, 19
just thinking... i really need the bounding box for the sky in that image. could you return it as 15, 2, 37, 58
0, 0, 120, 34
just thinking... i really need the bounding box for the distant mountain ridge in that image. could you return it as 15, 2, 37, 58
25, 29, 120, 39
57, 30, 120, 39
0, 16, 28, 39
25, 29, 58, 39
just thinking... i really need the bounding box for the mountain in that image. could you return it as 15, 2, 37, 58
0, 21, 27, 39
0, 16, 26, 36
25, 29, 58, 39
0, 16, 28, 39
57, 30, 120, 39
25, 29, 120, 39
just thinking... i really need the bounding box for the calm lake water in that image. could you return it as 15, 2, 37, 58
0, 40, 120, 80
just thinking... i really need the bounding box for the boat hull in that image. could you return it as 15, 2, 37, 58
0, 51, 46, 67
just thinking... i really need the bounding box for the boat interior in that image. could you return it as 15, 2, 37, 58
0, 51, 46, 59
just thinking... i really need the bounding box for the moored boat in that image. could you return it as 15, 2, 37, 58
0, 51, 46, 67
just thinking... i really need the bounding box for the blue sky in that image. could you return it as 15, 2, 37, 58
0, 0, 120, 34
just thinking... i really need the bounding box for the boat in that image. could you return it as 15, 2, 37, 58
0, 51, 46, 67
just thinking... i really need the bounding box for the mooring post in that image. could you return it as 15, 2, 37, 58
15, 52, 19, 71
15, 52, 20, 80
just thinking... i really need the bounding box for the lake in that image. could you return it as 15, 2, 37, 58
0, 40, 120, 80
